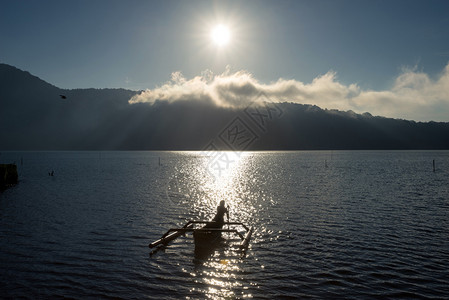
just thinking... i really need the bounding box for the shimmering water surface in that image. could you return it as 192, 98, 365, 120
0, 151, 448, 299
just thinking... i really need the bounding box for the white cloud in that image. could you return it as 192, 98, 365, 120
129, 63, 449, 122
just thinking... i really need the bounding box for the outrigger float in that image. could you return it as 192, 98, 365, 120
149, 220, 253, 252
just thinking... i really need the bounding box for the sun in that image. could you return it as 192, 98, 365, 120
211, 24, 230, 46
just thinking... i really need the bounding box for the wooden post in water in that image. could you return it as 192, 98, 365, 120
0, 164, 18, 190
433, 159, 435, 172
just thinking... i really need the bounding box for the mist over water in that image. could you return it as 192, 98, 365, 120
0, 151, 448, 298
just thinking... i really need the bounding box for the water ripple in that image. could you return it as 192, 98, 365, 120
1, 151, 449, 298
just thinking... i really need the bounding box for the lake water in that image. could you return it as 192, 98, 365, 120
0, 151, 448, 299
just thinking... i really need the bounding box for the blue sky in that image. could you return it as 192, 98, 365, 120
2, 0, 449, 121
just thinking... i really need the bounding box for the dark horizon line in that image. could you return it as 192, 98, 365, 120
1, 148, 448, 152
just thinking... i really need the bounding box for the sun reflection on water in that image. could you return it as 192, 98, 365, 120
163, 151, 275, 299
201, 152, 257, 224
191, 248, 253, 299
172, 151, 259, 299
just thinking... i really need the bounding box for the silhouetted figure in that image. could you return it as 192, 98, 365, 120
205, 200, 229, 228
49, 170, 54, 176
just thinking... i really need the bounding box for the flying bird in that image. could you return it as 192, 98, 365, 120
59, 95, 67, 99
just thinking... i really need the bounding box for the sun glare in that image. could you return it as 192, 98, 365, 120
211, 24, 230, 46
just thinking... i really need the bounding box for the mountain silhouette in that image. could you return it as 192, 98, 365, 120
1, 63, 448, 150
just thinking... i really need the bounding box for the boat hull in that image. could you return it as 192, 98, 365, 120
193, 230, 222, 249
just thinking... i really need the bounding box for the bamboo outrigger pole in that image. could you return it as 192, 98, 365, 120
149, 221, 253, 251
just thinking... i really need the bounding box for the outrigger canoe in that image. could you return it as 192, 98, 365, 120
149, 220, 253, 252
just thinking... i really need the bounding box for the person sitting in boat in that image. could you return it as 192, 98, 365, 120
206, 200, 229, 228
